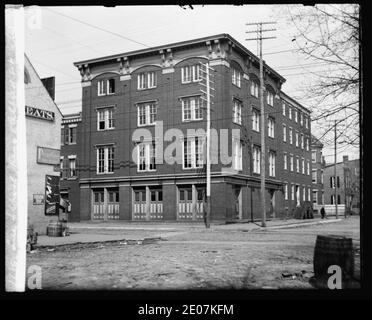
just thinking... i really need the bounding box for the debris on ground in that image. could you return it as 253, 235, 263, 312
281, 270, 311, 280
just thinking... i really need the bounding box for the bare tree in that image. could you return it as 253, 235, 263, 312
280, 4, 360, 147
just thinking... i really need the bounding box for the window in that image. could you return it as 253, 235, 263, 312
183, 136, 204, 169
337, 176, 340, 188
312, 170, 317, 183
289, 127, 293, 144
291, 184, 295, 200
67, 126, 76, 144
321, 171, 324, 184
338, 195, 341, 204
97, 145, 114, 174
288, 106, 292, 120
312, 151, 316, 163
269, 151, 276, 177
181, 64, 200, 83
137, 141, 156, 172
137, 71, 156, 90
137, 102, 157, 126
60, 157, 64, 178
302, 185, 306, 201
250, 81, 259, 98
97, 79, 115, 96
283, 124, 287, 142
313, 190, 318, 204
266, 91, 274, 106
284, 183, 288, 200
305, 117, 309, 129
253, 146, 261, 174
232, 68, 241, 87
252, 109, 260, 132
306, 137, 310, 151
307, 161, 310, 175
302, 158, 305, 174
97, 107, 115, 130
182, 96, 203, 121
294, 109, 298, 123
268, 118, 275, 138
233, 139, 243, 171
232, 100, 242, 125
284, 153, 287, 170
331, 195, 335, 205
301, 134, 304, 149
295, 131, 299, 147
296, 157, 300, 173
290, 155, 294, 172
69, 157, 76, 178
308, 187, 311, 202
330, 176, 335, 188
300, 112, 303, 126
282, 102, 286, 116
61, 127, 65, 146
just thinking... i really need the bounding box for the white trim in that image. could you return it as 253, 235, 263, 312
209, 59, 230, 67
82, 81, 91, 87
68, 155, 76, 159
120, 74, 131, 81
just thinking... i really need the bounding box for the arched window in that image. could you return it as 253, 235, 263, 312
266, 86, 275, 107
24, 67, 31, 84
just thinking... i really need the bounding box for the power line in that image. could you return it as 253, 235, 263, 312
45, 7, 151, 48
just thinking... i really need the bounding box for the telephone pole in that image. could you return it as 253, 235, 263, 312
246, 22, 276, 228
334, 120, 338, 219
200, 62, 215, 228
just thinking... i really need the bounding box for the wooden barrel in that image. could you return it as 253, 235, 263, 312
47, 221, 62, 237
313, 235, 354, 279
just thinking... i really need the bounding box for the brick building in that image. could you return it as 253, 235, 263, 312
311, 135, 325, 213
323, 156, 360, 215
64, 34, 313, 222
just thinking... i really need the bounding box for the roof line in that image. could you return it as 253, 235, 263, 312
73, 33, 285, 83
280, 90, 311, 113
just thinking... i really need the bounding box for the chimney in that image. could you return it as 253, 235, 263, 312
41, 76, 55, 101
322, 156, 326, 167
343, 155, 349, 163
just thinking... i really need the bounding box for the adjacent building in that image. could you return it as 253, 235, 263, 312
25, 54, 63, 234
323, 156, 360, 215
62, 33, 313, 222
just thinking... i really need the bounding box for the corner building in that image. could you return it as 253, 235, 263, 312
72, 34, 312, 222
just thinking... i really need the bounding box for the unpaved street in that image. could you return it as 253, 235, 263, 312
27, 217, 360, 290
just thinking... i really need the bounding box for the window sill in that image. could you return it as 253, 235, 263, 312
137, 87, 157, 91
137, 123, 156, 128
232, 83, 241, 89
66, 142, 77, 145
98, 128, 115, 132
232, 121, 242, 126
137, 170, 157, 173
96, 172, 115, 175
67, 177, 78, 180
182, 119, 204, 123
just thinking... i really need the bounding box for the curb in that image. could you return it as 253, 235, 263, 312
253, 219, 343, 231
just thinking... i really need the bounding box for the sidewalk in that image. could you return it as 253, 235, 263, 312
35, 216, 343, 248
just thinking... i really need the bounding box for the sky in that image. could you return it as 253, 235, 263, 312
23, 5, 360, 162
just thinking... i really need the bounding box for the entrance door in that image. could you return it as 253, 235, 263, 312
133, 188, 146, 220
195, 187, 205, 220
150, 188, 163, 220
107, 189, 119, 220
178, 186, 193, 220
93, 190, 104, 220
233, 186, 242, 220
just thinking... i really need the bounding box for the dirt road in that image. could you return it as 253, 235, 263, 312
26, 217, 360, 290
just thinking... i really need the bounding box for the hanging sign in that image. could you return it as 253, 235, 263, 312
45, 175, 60, 216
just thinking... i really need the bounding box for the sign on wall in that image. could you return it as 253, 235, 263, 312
45, 175, 60, 216
33, 194, 44, 205
37, 147, 60, 165
25, 106, 55, 121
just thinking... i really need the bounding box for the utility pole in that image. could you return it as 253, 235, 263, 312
334, 120, 338, 219
246, 22, 276, 228
200, 62, 215, 228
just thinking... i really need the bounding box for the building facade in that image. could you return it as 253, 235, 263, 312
25, 55, 63, 234
65, 34, 312, 222
310, 135, 325, 213
323, 156, 360, 215
60, 112, 82, 221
